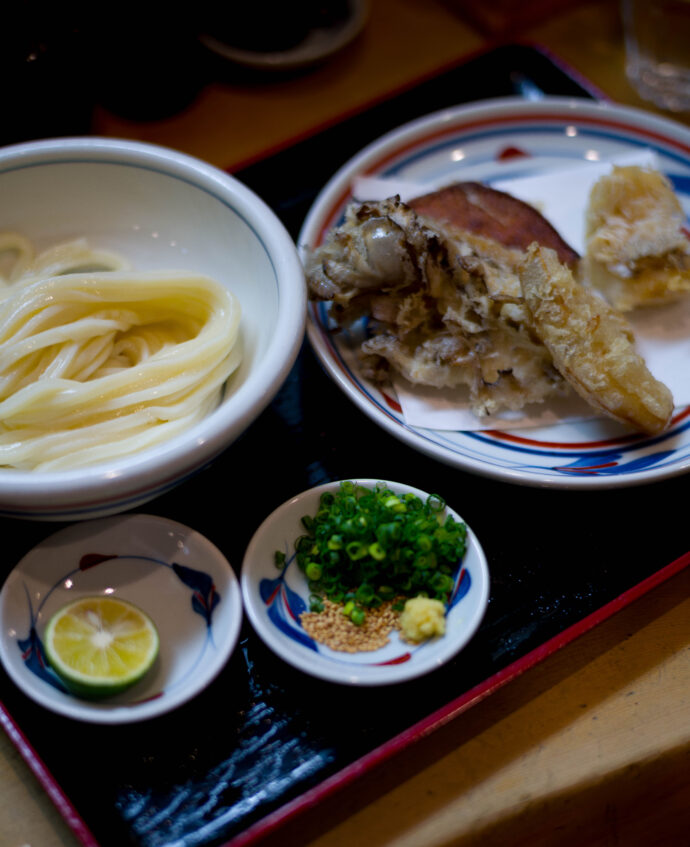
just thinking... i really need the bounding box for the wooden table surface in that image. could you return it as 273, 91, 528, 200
2, 2, 689, 846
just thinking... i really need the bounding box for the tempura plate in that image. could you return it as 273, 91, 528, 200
299, 97, 690, 489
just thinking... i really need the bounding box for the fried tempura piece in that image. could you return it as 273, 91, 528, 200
409, 181, 579, 268
584, 165, 690, 310
520, 243, 674, 435
306, 196, 565, 417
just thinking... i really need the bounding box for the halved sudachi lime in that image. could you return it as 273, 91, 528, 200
44, 596, 159, 699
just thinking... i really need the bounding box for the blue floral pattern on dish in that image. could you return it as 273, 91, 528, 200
260, 553, 316, 652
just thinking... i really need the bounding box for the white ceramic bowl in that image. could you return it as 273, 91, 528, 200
0, 137, 306, 519
241, 479, 490, 686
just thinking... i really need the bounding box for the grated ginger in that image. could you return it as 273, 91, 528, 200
399, 597, 446, 642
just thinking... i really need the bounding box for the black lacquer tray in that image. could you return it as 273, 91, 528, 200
2, 43, 688, 847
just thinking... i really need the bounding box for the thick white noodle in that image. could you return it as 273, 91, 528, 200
0, 234, 242, 470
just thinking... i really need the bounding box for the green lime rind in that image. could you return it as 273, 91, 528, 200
43, 596, 160, 701
48, 664, 158, 700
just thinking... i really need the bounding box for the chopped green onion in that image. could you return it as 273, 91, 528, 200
305, 561, 323, 581
309, 595, 324, 613
292, 481, 466, 613
376, 522, 400, 546
327, 534, 343, 550
368, 542, 386, 561
346, 541, 367, 560
416, 534, 433, 551
350, 608, 366, 626
355, 583, 375, 604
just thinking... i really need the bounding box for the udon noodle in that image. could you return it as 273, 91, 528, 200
0, 234, 242, 471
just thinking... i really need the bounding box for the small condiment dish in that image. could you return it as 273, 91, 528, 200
0, 514, 242, 723
241, 479, 490, 686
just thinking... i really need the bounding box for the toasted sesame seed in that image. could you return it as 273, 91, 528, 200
300, 599, 400, 653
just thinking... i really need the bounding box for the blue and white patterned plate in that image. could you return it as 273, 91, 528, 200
299, 97, 690, 488
0, 515, 242, 723
241, 480, 490, 686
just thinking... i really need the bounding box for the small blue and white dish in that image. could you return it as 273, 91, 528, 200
241, 479, 490, 686
0, 514, 242, 723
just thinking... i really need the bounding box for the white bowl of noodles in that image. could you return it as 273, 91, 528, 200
0, 137, 306, 519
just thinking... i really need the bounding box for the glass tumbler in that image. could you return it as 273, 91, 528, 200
622, 0, 690, 112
